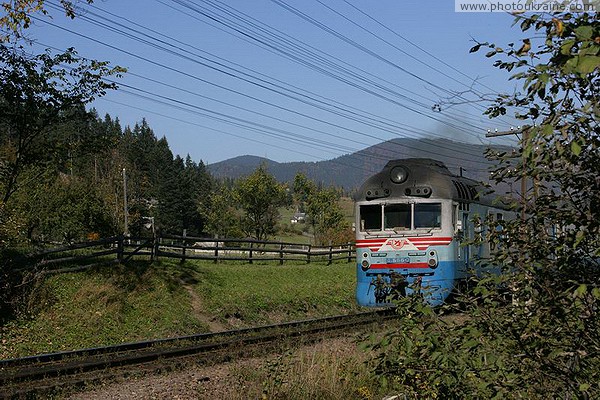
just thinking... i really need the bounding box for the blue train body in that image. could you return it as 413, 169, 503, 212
355, 158, 510, 307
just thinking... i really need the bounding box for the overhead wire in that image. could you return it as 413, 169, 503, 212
32, 35, 495, 176
311, 0, 511, 126
39, 4, 497, 163
167, 0, 488, 136
338, 0, 518, 139
36, 0, 506, 170
98, 89, 495, 175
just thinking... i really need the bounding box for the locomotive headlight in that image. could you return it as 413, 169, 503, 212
361, 259, 370, 271
427, 250, 438, 269
390, 166, 408, 184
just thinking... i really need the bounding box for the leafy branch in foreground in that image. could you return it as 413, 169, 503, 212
369, 12, 599, 399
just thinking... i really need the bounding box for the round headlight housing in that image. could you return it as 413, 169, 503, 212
361, 259, 370, 271
390, 166, 409, 184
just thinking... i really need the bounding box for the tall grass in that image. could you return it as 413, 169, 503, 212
207, 338, 379, 400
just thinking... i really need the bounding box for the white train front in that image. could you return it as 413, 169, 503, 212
355, 158, 510, 306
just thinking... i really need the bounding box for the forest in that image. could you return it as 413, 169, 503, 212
1, 107, 213, 243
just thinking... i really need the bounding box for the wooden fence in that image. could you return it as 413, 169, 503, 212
16, 234, 356, 275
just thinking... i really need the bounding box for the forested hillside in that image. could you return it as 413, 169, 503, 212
0, 109, 212, 244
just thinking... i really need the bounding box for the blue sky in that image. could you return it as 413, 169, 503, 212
26, 0, 526, 165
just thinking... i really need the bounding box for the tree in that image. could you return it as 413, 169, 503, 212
234, 165, 287, 241
156, 155, 212, 235
370, 11, 600, 399
0, 45, 124, 205
198, 184, 243, 239
293, 173, 352, 245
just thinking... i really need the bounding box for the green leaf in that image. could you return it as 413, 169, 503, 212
574, 284, 587, 297
560, 39, 575, 55
574, 26, 593, 40
576, 55, 600, 75
571, 140, 582, 156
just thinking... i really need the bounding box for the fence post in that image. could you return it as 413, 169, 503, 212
328, 245, 333, 265
214, 240, 219, 264
117, 235, 123, 263
279, 243, 284, 265
307, 244, 311, 264
180, 229, 187, 264
347, 243, 353, 263
154, 233, 160, 262
249, 242, 253, 264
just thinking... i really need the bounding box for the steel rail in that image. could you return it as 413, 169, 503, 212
0, 309, 396, 397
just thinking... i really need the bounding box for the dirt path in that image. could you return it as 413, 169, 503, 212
182, 283, 226, 333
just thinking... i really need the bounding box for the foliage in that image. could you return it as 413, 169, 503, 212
293, 172, 353, 245
234, 164, 288, 241
0, 44, 124, 205
11, 172, 116, 243
155, 153, 212, 236
198, 184, 243, 238
0, 0, 94, 42
369, 11, 600, 400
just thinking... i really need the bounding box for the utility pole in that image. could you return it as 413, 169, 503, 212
486, 126, 530, 220
123, 168, 129, 236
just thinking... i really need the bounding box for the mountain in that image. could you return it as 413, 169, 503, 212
207, 138, 512, 191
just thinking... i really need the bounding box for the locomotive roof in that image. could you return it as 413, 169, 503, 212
356, 158, 504, 208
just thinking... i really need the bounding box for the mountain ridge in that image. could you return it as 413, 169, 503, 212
207, 138, 510, 190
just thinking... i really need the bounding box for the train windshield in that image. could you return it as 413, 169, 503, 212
414, 203, 442, 228
359, 202, 442, 232
384, 204, 411, 230
360, 204, 382, 230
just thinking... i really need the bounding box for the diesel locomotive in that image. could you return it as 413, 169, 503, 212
355, 158, 511, 306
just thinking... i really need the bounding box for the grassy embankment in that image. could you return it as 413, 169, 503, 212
0, 259, 360, 359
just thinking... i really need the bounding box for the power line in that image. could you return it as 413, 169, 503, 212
37, 2, 509, 169
168, 0, 487, 136
36, 9, 496, 162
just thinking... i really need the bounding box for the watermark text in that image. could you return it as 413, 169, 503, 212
455, 0, 598, 13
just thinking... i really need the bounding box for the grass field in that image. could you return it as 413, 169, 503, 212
0, 259, 359, 359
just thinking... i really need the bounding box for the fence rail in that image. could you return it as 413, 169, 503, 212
15, 235, 356, 275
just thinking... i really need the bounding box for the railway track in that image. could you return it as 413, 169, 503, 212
0, 309, 396, 398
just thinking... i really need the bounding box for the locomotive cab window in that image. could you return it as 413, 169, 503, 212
360, 204, 382, 231
414, 203, 442, 229
384, 203, 411, 230
359, 202, 443, 232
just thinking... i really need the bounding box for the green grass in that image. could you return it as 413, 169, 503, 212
0, 259, 359, 359
192, 261, 359, 323
0, 262, 205, 358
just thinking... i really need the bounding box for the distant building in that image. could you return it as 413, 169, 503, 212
291, 212, 306, 224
